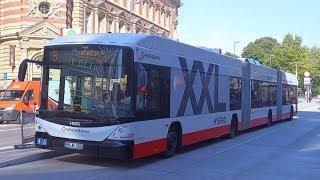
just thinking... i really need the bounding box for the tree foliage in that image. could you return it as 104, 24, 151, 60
242, 37, 280, 66
242, 33, 320, 95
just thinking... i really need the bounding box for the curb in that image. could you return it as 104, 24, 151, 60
0, 150, 65, 168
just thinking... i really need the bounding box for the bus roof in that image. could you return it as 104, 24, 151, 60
45, 33, 242, 66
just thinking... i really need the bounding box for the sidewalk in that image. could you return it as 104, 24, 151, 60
0, 147, 64, 168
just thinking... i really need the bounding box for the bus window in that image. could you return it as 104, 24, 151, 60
269, 83, 277, 106
251, 80, 261, 108
229, 77, 241, 110
135, 63, 170, 120
136, 64, 160, 110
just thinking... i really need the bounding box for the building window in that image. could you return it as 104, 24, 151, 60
38, 2, 51, 15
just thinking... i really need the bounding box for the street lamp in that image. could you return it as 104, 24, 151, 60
233, 41, 240, 58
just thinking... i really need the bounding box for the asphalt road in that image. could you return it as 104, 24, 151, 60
0, 124, 22, 149
0, 123, 34, 149
0, 101, 320, 180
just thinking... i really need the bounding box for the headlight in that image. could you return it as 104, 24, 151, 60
5, 105, 15, 111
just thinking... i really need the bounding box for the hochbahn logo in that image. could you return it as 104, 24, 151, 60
61, 126, 89, 134
177, 57, 226, 116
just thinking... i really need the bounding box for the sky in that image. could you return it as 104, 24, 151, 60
177, 0, 320, 56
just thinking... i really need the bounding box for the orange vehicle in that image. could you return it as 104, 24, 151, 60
0, 80, 40, 123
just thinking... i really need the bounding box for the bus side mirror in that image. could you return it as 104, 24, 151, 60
18, 59, 29, 82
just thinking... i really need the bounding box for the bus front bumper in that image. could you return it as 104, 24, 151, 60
35, 132, 134, 159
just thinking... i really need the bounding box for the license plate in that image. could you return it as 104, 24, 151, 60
36, 138, 47, 146
64, 142, 84, 150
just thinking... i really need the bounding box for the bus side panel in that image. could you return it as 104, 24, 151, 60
133, 120, 169, 159
132, 111, 240, 159
281, 105, 292, 119
250, 106, 276, 128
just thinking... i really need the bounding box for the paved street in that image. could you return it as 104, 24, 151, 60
0, 124, 22, 149
0, 101, 320, 180
0, 123, 34, 150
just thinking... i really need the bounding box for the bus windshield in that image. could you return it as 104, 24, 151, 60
0, 90, 25, 101
40, 45, 132, 120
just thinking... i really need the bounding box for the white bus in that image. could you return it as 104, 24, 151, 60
18, 34, 298, 159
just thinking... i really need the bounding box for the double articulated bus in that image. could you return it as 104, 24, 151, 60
18, 34, 298, 159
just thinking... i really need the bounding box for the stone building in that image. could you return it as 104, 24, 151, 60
0, 0, 182, 88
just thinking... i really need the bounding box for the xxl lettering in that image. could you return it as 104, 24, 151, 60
214, 65, 226, 112
177, 57, 226, 116
178, 57, 214, 116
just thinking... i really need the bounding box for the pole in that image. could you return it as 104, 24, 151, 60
295, 62, 298, 76
233, 41, 240, 58
20, 110, 23, 146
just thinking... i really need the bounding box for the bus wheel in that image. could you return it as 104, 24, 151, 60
0, 121, 3, 124
289, 107, 294, 120
267, 111, 272, 127
228, 118, 238, 139
164, 125, 179, 158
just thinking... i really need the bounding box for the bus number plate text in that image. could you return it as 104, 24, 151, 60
64, 142, 84, 150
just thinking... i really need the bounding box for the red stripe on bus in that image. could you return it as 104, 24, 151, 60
182, 125, 230, 146
281, 112, 290, 119
133, 111, 295, 159
133, 138, 167, 159
272, 115, 277, 121
251, 117, 268, 127
133, 125, 230, 159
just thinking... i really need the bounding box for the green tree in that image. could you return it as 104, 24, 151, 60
308, 47, 320, 95
271, 34, 315, 91
241, 37, 280, 66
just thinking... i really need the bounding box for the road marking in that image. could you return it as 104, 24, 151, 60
0, 127, 33, 132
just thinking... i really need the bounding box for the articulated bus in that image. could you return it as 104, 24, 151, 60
18, 34, 298, 159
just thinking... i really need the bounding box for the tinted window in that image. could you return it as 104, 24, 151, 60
135, 63, 170, 120
251, 80, 277, 108
229, 77, 241, 110
283, 84, 297, 105
136, 64, 161, 109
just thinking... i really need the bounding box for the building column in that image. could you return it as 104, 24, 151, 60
130, 23, 136, 33
114, 17, 120, 33
93, 8, 99, 33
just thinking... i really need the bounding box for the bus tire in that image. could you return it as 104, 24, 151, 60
267, 110, 272, 127
164, 123, 181, 158
0, 121, 3, 124
289, 106, 294, 121
228, 116, 238, 139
